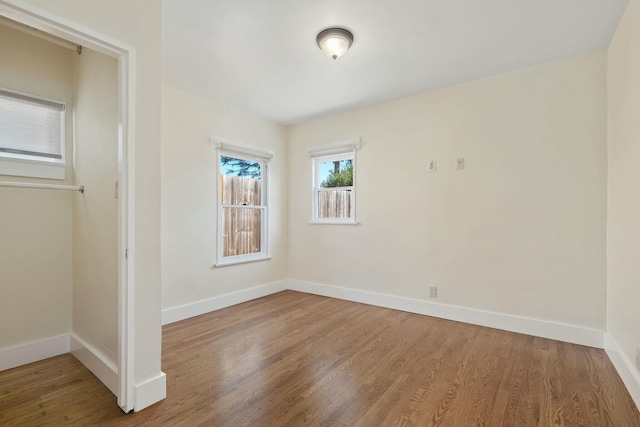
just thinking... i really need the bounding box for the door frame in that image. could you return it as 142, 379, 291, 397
0, 0, 137, 412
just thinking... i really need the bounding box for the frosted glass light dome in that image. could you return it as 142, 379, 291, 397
316, 28, 354, 60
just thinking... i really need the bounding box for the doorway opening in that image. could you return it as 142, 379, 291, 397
0, 2, 136, 412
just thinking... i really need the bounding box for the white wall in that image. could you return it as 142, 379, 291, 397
161, 85, 288, 310
72, 48, 119, 365
0, 24, 74, 349
16, 0, 164, 401
288, 51, 607, 330
607, 0, 640, 380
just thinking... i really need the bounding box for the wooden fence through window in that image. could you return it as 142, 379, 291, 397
318, 189, 351, 218
221, 175, 262, 257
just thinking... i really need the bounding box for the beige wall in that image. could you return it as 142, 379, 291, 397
607, 0, 640, 374
19, 0, 163, 387
288, 51, 608, 330
72, 48, 119, 364
0, 189, 72, 347
0, 24, 74, 349
161, 85, 288, 309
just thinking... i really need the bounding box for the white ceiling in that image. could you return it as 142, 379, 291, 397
162, 0, 628, 126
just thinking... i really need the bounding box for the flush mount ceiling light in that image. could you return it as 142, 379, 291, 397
316, 27, 354, 60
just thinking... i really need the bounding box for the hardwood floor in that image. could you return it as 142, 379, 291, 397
1, 290, 639, 426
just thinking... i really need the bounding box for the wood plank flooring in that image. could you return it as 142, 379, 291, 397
1, 290, 639, 426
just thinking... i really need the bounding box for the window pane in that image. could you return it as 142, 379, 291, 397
317, 189, 352, 218
220, 155, 262, 206
222, 207, 262, 256
318, 158, 353, 188
0, 95, 63, 159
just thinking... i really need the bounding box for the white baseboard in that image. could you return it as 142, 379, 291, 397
134, 371, 166, 411
161, 279, 604, 348
162, 280, 287, 325
0, 334, 70, 372
287, 280, 604, 349
70, 334, 118, 396
604, 334, 640, 409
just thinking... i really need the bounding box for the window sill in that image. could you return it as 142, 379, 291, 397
0, 156, 65, 180
309, 220, 359, 225
214, 256, 272, 268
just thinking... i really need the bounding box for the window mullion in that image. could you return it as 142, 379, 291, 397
315, 186, 353, 192
223, 204, 267, 209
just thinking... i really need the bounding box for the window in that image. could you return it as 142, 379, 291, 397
214, 137, 272, 266
309, 138, 360, 224
0, 88, 66, 179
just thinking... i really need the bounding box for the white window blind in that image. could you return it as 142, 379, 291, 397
0, 89, 65, 160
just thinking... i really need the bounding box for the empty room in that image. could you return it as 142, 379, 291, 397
1, 0, 639, 426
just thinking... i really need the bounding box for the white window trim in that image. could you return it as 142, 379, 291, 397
309, 138, 360, 225
0, 87, 66, 180
307, 138, 361, 157
213, 136, 272, 267
211, 135, 274, 161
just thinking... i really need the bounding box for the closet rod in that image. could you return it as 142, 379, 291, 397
0, 181, 84, 193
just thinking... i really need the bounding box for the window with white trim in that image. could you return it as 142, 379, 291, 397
214, 137, 272, 266
309, 138, 360, 224
0, 88, 66, 179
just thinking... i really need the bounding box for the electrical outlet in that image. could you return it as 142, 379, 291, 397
428, 160, 437, 172
456, 158, 465, 170
428, 286, 437, 298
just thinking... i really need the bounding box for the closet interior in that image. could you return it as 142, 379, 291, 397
0, 18, 120, 395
